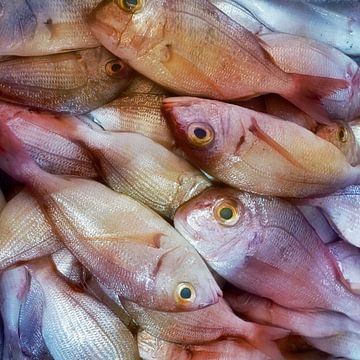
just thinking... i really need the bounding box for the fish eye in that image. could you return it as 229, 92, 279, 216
187, 123, 214, 147
337, 126, 348, 143
105, 59, 125, 77
214, 199, 240, 226
175, 282, 196, 305
118, 0, 143, 12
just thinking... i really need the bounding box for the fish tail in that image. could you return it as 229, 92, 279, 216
247, 324, 288, 360
281, 73, 348, 125
0, 119, 40, 184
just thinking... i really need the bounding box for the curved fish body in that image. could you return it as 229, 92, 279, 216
174, 187, 360, 321
328, 241, 360, 295
300, 185, 360, 248
164, 97, 360, 198
122, 298, 287, 359
234, 0, 360, 55
138, 330, 270, 360
209, 0, 270, 35
225, 286, 360, 338
0, 0, 101, 56
260, 33, 360, 121
81, 76, 175, 149
90, 0, 346, 124
25, 259, 139, 360
0, 102, 210, 219
0, 122, 221, 312
0, 47, 134, 114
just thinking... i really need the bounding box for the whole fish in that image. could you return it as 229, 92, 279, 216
25, 258, 140, 360
0, 47, 134, 114
122, 298, 287, 359
138, 330, 270, 360
0, 0, 101, 56
234, 0, 360, 55
225, 286, 360, 339
163, 97, 360, 198
90, 0, 346, 124
174, 187, 360, 320
80, 75, 175, 149
209, 0, 270, 35
328, 241, 360, 295
1, 102, 210, 219
260, 33, 360, 121
316, 122, 360, 166
297, 185, 360, 248
0, 123, 221, 312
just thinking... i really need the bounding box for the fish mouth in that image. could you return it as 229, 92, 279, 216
162, 96, 201, 111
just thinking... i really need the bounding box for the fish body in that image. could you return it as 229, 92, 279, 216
90, 0, 345, 123
138, 330, 270, 360
260, 33, 360, 121
0, 47, 134, 114
0, 0, 101, 56
234, 0, 360, 55
174, 187, 360, 320
163, 97, 360, 197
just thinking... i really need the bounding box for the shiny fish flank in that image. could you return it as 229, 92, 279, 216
0, 123, 221, 312
0, 47, 134, 114
0, 0, 101, 56
90, 0, 346, 124
164, 97, 360, 198
25, 259, 139, 360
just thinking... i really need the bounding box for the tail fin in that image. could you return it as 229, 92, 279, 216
247, 324, 288, 360
0, 120, 39, 184
282, 73, 348, 125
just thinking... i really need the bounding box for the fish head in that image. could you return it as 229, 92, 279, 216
174, 187, 259, 271
315, 122, 357, 164
152, 241, 222, 311
89, 0, 166, 62
162, 97, 244, 169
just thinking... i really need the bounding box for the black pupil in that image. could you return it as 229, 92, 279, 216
125, 0, 138, 7
111, 63, 122, 72
220, 207, 233, 220
194, 127, 207, 140
339, 129, 345, 140
180, 287, 192, 299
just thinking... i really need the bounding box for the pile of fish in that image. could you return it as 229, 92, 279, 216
0, 0, 360, 359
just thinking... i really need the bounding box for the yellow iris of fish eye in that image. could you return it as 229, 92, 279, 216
214, 200, 240, 226
105, 60, 124, 77
187, 123, 214, 147
118, 0, 144, 13
174, 282, 196, 305
337, 126, 348, 143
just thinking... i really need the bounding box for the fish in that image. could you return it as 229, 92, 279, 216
260, 33, 360, 121
0, 102, 210, 219
327, 241, 360, 295
0, 47, 134, 114
233, 0, 360, 55
89, 0, 346, 124
79, 75, 175, 149
315, 122, 360, 166
122, 298, 287, 359
297, 185, 360, 248
0, 0, 101, 56
174, 187, 360, 320
25, 258, 140, 360
209, 0, 270, 35
137, 330, 271, 360
225, 286, 360, 339
163, 97, 360, 198
0, 122, 221, 311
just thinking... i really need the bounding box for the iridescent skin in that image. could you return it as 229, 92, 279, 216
0, 123, 221, 312
174, 187, 360, 321
0, 47, 134, 114
0, 0, 101, 56
164, 97, 360, 197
